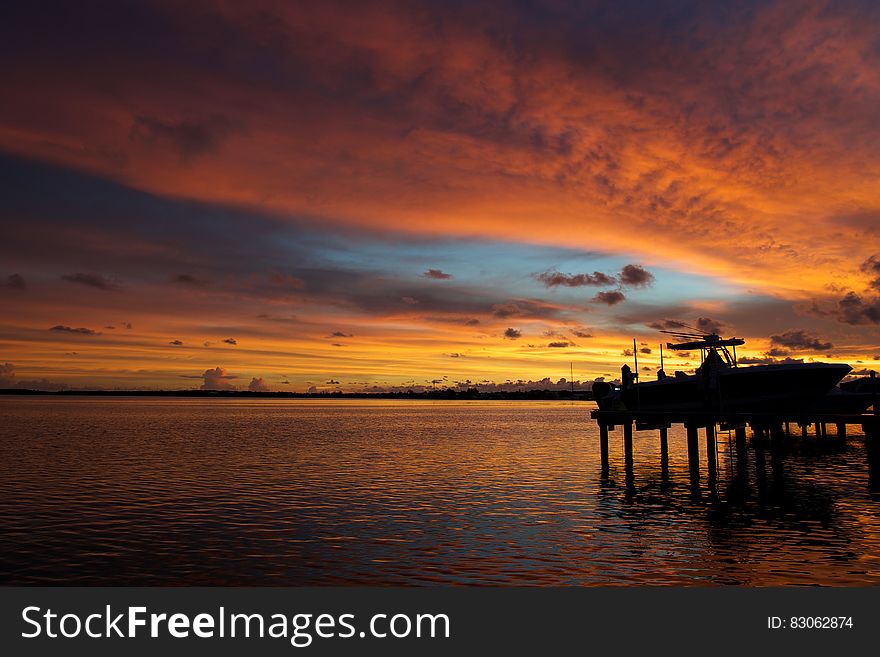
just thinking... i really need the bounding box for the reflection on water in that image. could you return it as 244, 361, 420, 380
0, 397, 878, 585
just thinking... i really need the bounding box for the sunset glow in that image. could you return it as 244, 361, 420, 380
1, 0, 879, 391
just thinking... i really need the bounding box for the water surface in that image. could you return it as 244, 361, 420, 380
1, 397, 878, 585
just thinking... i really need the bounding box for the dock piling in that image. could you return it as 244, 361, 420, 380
734, 426, 747, 454
705, 424, 717, 479
599, 423, 609, 470
659, 426, 669, 468
686, 425, 699, 479
592, 410, 874, 484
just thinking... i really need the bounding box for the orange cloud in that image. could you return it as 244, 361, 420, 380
2, 0, 879, 389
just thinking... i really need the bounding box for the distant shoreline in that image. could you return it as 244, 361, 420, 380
0, 388, 595, 401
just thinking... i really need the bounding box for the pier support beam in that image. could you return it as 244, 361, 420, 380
686, 425, 699, 480
770, 423, 785, 456
836, 422, 847, 444
659, 426, 668, 468
623, 422, 633, 470
735, 426, 747, 454
599, 423, 609, 470
705, 424, 717, 479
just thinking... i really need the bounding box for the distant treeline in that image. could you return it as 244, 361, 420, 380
0, 388, 594, 401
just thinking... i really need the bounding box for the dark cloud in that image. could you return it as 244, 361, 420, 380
3, 273, 26, 290
60, 272, 118, 290
401, 296, 419, 305
170, 273, 207, 286
423, 269, 453, 280
131, 114, 243, 161
639, 347, 652, 354
169, 339, 183, 345
647, 319, 688, 330
770, 329, 833, 351
326, 379, 340, 385
446, 352, 464, 358
330, 331, 353, 338
491, 300, 562, 319
534, 269, 616, 287
201, 366, 236, 390
860, 255, 880, 291
123, 322, 132, 329
222, 337, 237, 345
695, 317, 726, 334
592, 290, 626, 305
504, 327, 522, 339
571, 328, 593, 338
834, 292, 880, 325
492, 303, 522, 318
49, 325, 98, 335
248, 376, 269, 392
619, 264, 655, 287
766, 347, 790, 357
331, 343, 346, 347
548, 341, 572, 348
464, 318, 480, 326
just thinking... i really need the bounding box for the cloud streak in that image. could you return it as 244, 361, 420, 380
61, 273, 118, 290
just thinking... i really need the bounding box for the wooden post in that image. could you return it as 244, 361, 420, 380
750, 425, 763, 447
784, 421, 791, 437
623, 421, 633, 470
836, 422, 846, 443
801, 423, 808, 439
705, 424, 717, 479
687, 425, 699, 478
659, 426, 668, 467
770, 423, 785, 456
599, 423, 609, 469
735, 426, 747, 454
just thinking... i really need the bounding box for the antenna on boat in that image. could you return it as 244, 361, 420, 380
633, 338, 641, 410
570, 362, 574, 396
660, 342, 664, 371
632, 338, 639, 381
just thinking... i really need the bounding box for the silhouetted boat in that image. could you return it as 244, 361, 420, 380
593, 332, 851, 413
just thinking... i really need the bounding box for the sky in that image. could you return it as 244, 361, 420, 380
1, 0, 879, 392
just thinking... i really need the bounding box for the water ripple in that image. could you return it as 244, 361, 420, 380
0, 397, 878, 585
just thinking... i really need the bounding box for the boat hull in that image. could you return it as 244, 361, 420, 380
607, 363, 851, 412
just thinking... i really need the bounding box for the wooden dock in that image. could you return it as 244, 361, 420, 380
591, 409, 880, 479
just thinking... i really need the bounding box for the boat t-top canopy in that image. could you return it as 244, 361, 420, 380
665, 335, 745, 351
658, 331, 745, 368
